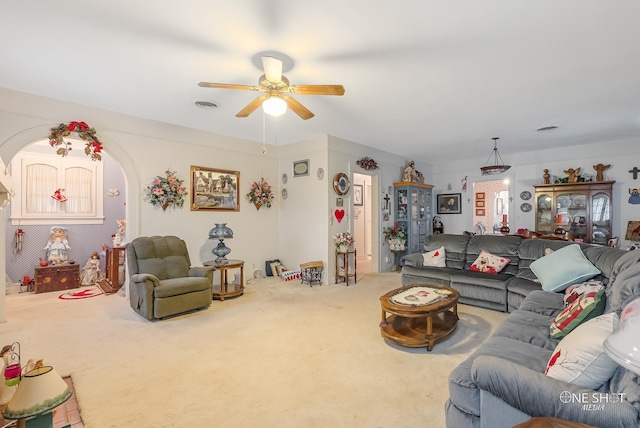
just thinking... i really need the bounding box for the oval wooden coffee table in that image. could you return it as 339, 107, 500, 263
380, 285, 459, 351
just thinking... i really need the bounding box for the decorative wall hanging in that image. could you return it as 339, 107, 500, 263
51, 189, 68, 202
190, 166, 239, 211
49, 121, 104, 161
333, 173, 350, 195
353, 184, 363, 206
356, 157, 378, 170
334, 209, 345, 223
293, 159, 309, 177
436, 193, 462, 214
246, 178, 274, 210
144, 170, 188, 211
629, 188, 640, 205
107, 188, 120, 197
630, 167, 639, 180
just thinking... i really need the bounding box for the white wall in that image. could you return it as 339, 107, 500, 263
431, 140, 640, 247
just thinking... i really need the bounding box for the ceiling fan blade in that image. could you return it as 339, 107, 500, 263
284, 97, 315, 120
289, 85, 345, 96
236, 95, 268, 118
198, 82, 260, 91
261, 56, 283, 83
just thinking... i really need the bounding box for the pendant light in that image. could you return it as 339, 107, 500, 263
480, 137, 511, 175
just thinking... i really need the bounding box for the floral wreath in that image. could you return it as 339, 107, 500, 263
49, 121, 104, 161
144, 170, 188, 211
356, 156, 378, 170
246, 178, 274, 209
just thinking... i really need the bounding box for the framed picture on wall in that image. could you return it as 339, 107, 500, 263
476, 208, 485, 216
190, 165, 240, 211
293, 159, 310, 177
475, 200, 485, 208
476, 192, 485, 200
354, 184, 363, 206
437, 193, 462, 214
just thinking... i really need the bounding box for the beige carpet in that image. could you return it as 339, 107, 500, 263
1, 273, 507, 428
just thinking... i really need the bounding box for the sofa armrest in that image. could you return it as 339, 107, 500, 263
472, 356, 638, 427
189, 266, 215, 277
401, 253, 423, 267
130, 273, 160, 285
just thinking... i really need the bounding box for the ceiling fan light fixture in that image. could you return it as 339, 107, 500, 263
262, 96, 287, 117
480, 137, 511, 175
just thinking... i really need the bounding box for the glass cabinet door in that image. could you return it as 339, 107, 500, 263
591, 192, 611, 245
536, 193, 552, 233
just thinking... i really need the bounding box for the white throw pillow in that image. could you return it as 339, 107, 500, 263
422, 246, 446, 267
545, 312, 620, 389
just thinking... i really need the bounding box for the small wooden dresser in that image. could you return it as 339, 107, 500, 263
34, 264, 80, 294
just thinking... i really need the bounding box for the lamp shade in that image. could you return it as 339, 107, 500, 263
480, 137, 511, 175
262, 96, 287, 117
3, 366, 72, 420
208, 223, 233, 240
604, 297, 640, 375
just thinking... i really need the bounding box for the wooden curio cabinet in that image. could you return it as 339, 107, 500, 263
533, 181, 615, 244
393, 182, 434, 253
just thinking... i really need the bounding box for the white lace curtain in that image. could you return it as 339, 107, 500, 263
25, 164, 92, 214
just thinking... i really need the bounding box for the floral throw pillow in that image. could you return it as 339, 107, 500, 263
469, 250, 511, 274
422, 246, 446, 267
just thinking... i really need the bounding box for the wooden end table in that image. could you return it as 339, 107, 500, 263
380, 285, 459, 351
204, 259, 244, 301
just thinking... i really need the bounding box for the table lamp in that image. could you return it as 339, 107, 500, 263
604, 297, 640, 375
2, 365, 72, 428
208, 223, 233, 264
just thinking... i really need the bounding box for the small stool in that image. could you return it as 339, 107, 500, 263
300, 261, 324, 286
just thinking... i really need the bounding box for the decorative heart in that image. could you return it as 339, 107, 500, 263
335, 209, 345, 223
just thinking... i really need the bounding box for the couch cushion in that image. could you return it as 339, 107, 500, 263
449, 336, 553, 417
545, 312, 620, 389
530, 244, 601, 292
549, 289, 607, 339
154, 276, 211, 298
466, 235, 521, 275
423, 234, 471, 269
492, 309, 560, 351
606, 250, 640, 314
401, 265, 457, 283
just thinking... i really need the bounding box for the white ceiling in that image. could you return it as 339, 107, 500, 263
3, 1, 640, 164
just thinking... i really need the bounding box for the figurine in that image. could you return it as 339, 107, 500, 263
593, 163, 611, 182
543, 169, 551, 184
402, 160, 417, 182
80, 252, 103, 286
112, 219, 126, 246
44, 226, 70, 265
563, 167, 581, 183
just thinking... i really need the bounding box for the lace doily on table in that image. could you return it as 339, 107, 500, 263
389, 286, 452, 307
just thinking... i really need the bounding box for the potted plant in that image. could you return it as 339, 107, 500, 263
246, 178, 274, 210
383, 224, 407, 251
334, 231, 354, 253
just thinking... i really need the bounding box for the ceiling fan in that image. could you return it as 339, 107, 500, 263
198, 56, 345, 120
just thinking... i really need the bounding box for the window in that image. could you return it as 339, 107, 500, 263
11, 149, 104, 225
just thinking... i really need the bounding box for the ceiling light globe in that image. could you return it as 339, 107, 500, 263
262, 97, 287, 117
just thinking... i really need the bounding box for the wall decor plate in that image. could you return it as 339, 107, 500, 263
520, 191, 532, 200
317, 167, 324, 180
282, 173, 288, 185
281, 188, 288, 199
333, 173, 350, 195
520, 202, 532, 212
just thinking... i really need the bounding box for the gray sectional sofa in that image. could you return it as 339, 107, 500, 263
400, 234, 640, 427
401, 233, 624, 312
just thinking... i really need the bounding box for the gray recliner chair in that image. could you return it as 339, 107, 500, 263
126, 236, 214, 320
